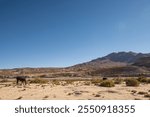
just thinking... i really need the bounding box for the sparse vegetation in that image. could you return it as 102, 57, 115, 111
16, 96, 23, 100
144, 94, 150, 98
30, 78, 49, 84
147, 79, 150, 83
43, 95, 49, 98
91, 78, 102, 85
137, 77, 148, 83
99, 80, 115, 87
84, 81, 91, 86
65, 80, 74, 85
131, 90, 137, 94
95, 94, 101, 97
138, 91, 148, 95
134, 98, 141, 100
125, 78, 140, 87
114, 78, 123, 84
51, 80, 60, 85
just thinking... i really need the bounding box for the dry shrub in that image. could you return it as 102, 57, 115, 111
144, 94, 150, 98
99, 80, 115, 87
51, 80, 60, 85
95, 94, 101, 97
137, 77, 148, 83
30, 78, 49, 84
91, 78, 102, 85
65, 80, 74, 85
138, 91, 148, 95
147, 79, 150, 83
16, 96, 23, 100
131, 90, 137, 94
114, 78, 123, 84
43, 95, 49, 98
125, 78, 140, 87
134, 98, 141, 100
84, 81, 91, 86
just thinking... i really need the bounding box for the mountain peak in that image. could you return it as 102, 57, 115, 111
101, 51, 150, 63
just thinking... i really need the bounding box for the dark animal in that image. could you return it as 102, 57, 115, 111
16, 76, 27, 85
102, 77, 108, 80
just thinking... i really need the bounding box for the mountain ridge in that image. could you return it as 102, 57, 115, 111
1, 51, 150, 77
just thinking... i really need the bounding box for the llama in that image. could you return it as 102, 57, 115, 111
16, 76, 27, 85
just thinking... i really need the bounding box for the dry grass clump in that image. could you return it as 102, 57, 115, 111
91, 78, 102, 85
16, 96, 23, 100
51, 80, 60, 85
99, 80, 115, 87
30, 78, 49, 84
144, 94, 150, 98
113, 78, 123, 84
43, 95, 49, 99
147, 79, 150, 83
138, 91, 148, 95
131, 90, 137, 94
125, 78, 140, 87
84, 81, 91, 86
94, 94, 101, 97
65, 80, 75, 85
137, 77, 148, 83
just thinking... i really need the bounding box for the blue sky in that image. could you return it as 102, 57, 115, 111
0, 0, 150, 68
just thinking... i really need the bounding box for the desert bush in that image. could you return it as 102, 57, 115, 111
51, 80, 60, 85
114, 78, 123, 84
91, 78, 102, 85
30, 78, 49, 84
58, 73, 73, 77
137, 77, 148, 83
84, 81, 91, 86
43, 95, 49, 98
99, 80, 115, 87
147, 79, 150, 83
138, 91, 148, 95
39, 74, 47, 78
16, 96, 23, 100
131, 90, 137, 94
65, 80, 74, 85
144, 94, 150, 98
125, 78, 140, 87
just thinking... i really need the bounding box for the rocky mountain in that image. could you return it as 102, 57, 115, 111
93, 51, 150, 63
1, 51, 150, 77
69, 51, 150, 76
71, 51, 150, 69
133, 57, 150, 68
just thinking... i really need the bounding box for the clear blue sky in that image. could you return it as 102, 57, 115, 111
0, 0, 150, 69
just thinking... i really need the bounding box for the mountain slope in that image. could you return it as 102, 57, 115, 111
69, 51, 150, 76
71, 51, 150, 69
133, 57, 150, 68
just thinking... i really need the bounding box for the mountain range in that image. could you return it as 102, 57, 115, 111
1, 51, 150, 77
69, 51, 150, 76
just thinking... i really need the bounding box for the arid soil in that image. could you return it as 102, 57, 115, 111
0, 78, 150, 100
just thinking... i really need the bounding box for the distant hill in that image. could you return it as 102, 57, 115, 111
1, 51, 150, 77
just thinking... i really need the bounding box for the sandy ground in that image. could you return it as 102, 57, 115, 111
0, 79, 150, 100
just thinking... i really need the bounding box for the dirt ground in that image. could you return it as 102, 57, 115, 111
0, 78, 150, 100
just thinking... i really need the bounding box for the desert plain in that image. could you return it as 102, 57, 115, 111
0, 77, 150, 100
